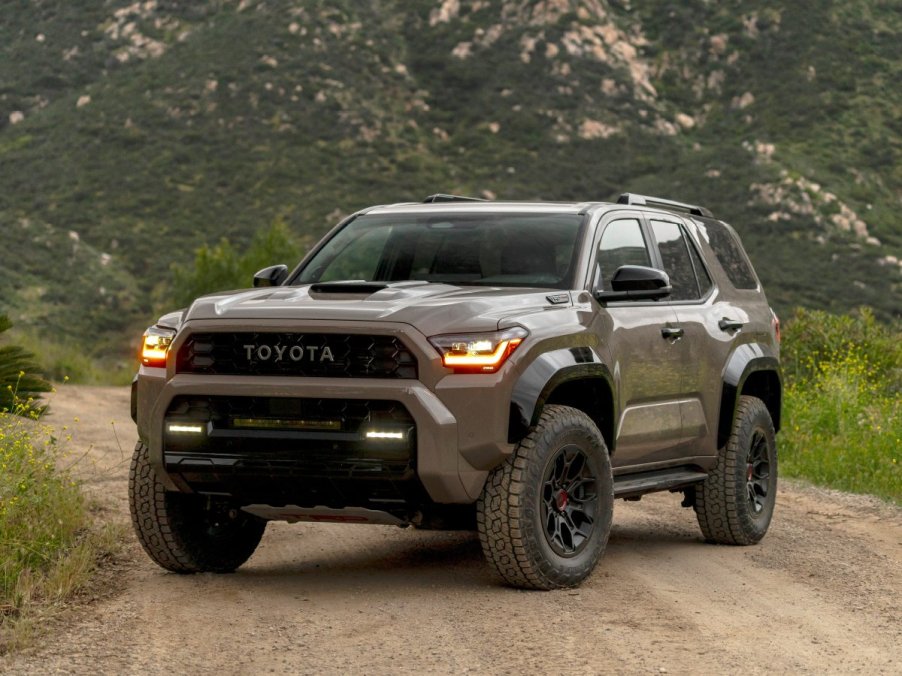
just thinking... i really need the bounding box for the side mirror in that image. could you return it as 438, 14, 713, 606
595, 265, 671, 302
253, 264, 288, 288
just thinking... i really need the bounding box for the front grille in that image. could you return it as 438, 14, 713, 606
162, 396, 421, 508
176, 332, 417, 379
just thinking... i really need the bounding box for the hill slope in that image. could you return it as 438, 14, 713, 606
1, 0, 900, 365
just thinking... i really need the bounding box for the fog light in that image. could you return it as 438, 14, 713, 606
166, 423, 206, 434
365, 430, 406, 440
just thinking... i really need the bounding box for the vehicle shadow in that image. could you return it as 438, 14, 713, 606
235, 526, 495, 590
151, 515, 710, 594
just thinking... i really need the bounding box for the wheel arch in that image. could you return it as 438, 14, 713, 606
509, 348, 616, 451
718, 345, 782, 449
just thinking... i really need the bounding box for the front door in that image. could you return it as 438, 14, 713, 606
588, 214, 689, 470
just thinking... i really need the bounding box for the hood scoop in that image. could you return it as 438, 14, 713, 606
310, 282, 388, 295
308, 280, 432, 300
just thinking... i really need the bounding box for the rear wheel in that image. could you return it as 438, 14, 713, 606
695, 395, 777, 545
477, 405, 614, 590
128, 441, 265, 573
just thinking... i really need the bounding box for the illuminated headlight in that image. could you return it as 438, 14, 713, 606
141, 326, 176, 368
429, 327, 528, 373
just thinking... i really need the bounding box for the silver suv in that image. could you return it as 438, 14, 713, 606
130, 193, 782, 589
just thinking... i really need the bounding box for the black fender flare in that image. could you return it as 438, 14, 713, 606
719, 343, 782, 447
510, 347, 615, 441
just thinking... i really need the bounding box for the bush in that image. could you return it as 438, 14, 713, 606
166, 218, 306, 309
781, 308, 902, 503
781, 307, 902, 391
0, 400, 100, 650
0, 315, 51, 415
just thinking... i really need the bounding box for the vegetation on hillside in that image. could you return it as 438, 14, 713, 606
1, 0, 900, 367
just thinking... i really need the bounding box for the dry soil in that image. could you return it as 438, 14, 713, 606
2, 386, 899, 675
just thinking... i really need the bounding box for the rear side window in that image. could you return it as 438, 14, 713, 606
686, 234, 713, 296
650, 219, 706, 301
696, 220, 758, 289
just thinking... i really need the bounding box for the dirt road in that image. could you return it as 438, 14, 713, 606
2, 386, 900, 675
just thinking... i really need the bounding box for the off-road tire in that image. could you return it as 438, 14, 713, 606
695, 395, 777, 545
477, 405, 614, 590
129, 441, 266, 573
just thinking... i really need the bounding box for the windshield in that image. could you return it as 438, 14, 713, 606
294, 212, 584, 289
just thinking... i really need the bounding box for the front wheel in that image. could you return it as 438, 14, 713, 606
477, 405, 614, 590
695, 395, 777, 545
128, 442, 266, 573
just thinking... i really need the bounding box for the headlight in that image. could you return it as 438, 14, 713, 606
429, 327, 528, 373
141, 326, 176, 368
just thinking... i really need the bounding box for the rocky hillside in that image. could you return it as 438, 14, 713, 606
1, 0, 900, 365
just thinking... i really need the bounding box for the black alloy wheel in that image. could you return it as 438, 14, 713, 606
746, 430, 771, 516
477, 405, 614, 590
541, 444, 599, 557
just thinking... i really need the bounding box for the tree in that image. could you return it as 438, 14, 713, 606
167, 218, 305, 309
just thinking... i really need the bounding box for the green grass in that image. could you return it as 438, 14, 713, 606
0, 386, 119, 652
9, 332, 137, 387
779, 310, 902, 504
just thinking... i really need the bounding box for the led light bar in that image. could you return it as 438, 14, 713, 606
167, 423, 205, 434
232, 418, 342, 431
365, 430, 406, 440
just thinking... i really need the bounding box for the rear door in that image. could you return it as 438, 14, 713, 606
646, 216, 729, 458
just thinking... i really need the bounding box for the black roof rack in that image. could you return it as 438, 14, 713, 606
617, 193, 713, 218
422, 193, 488, 204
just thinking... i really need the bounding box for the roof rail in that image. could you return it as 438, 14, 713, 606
617, 193, 713, 218
423, 193, 488, 204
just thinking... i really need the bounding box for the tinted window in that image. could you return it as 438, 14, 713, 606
695, 220, 758, 289
296, 213, 583, 289
596, 219, 651, 291
650, 220, 700, 301
318, 226, 391, 282
686, 234, 712, 296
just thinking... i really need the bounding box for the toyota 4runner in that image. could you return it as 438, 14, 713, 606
129, 193, 782, 590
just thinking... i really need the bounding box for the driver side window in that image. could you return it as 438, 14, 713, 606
596, 219, 652, 291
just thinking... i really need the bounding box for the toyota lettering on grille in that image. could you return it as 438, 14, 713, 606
243, 344, 335, 363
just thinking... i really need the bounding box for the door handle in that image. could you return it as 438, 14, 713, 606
718, 318, 745, 332
661, 326, 684, 340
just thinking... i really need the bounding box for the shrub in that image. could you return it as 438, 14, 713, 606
0, 398, 98, 650
780, 309, 902, 503
781, 307, 902, 391
0, 315, 51, 415
166, 218, 306, 309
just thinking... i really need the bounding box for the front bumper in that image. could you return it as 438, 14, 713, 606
136, 318, 520, 505
137, 369, 524, 504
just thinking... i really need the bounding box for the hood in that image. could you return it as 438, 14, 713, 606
182, 281, 573, 336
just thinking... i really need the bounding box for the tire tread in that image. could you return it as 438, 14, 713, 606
695, 395, 777, 545
128, 441, 264, 573
477, 405, 613, 590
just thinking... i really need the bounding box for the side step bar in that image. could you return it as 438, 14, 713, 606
613, 468, 708, 499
